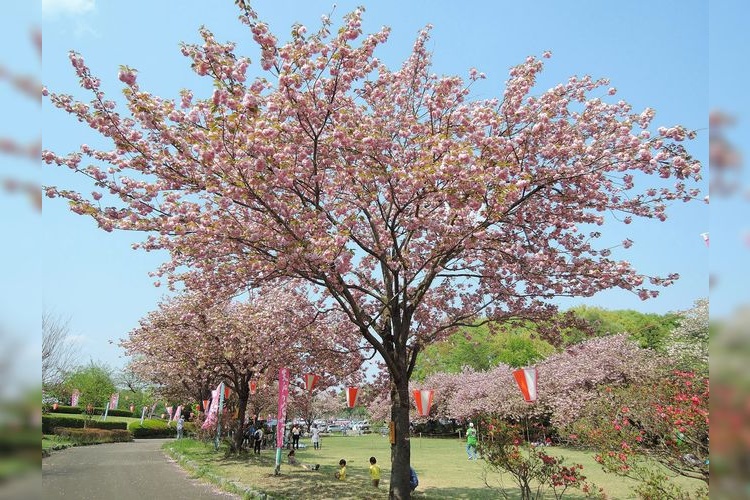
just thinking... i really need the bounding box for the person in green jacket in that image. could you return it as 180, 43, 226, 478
466, 422, 478, 460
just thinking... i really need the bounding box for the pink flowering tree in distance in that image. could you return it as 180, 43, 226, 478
425, 334, 664, 429
125, 353, 215, 413
44, 3, 702, 496
122, 284, 361, 452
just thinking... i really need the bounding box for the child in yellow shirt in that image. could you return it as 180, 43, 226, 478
334, 459, 347, 480
369, 456, 381, 488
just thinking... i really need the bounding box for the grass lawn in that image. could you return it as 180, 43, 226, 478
42, 434, 75, 451
164, 434, 705, 499
45, 413, 144, 424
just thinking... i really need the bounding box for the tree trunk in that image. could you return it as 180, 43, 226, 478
232, 384, 249, 453
389, 379, 411, 500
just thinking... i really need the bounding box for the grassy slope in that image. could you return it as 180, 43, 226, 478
165, 434, 705, 499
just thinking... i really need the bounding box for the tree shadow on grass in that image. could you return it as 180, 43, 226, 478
207, 452, 375, 498
192, 451, 528, 500
418, 486, 524, 499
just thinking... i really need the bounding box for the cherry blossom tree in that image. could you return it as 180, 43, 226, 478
125, 354, 214, 413
311, 388, 347, 423
121, 285, 361, 451
43, 4, 702, 496
665, 298, 708, 373
424, 334, 664, 428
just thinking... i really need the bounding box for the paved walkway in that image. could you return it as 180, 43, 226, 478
42, 439, 239, 499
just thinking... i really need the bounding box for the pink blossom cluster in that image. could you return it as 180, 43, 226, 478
420, 334, 663, 426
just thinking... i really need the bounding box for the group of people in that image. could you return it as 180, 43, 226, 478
287, 420, 474, 490
288, 454, 417, 491
242, 423, 272, 454
242, 422, 325, 453
243, 420, 489, 492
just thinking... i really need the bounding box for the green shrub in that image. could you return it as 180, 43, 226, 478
53, 427, 132, 444
49, 405, 134, 418
42, 415, 128, 434
128, 419, 177, 438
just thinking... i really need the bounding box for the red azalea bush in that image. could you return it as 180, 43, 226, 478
478, 417, 605, 499
565, 370, 708, 498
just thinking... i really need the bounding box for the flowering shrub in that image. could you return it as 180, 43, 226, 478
565, 370, 708, 498
479, 418, 605, 499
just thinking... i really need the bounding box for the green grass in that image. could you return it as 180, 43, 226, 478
42, 434, 75, 451
164, 434, 705, 499
45, 413, 144, 424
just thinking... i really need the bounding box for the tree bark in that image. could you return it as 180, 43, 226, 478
388, 378, 412, 500
231, 382, 249, 453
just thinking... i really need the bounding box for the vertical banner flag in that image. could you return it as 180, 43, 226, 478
413, 389, 434, 417
303, 373, 320, 394
202, 399, 210, 411
166, 406, 174, 419
173, 405, 182, 422
700, 232, 709, 247
276, 367, 291, 449
512, 367, 538, 403
201, 385, 221, 429
213, 383, 227, 451
70, 389, 80, 407
346, 386, 359, 408
249, 380, 257, 395
109, 393, 119, 410
149, 401, 158, 419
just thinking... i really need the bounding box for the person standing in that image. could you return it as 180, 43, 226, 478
368, 456, 381, 488
176, 415, 185, 439
243, 423, 255, 450
311, 425, 321, 450
466, 422, 478, 460
291, 424, 301, 449
253, 426, 264, 454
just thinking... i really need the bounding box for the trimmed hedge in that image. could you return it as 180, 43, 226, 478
42, 415, 128, 434
53, 427, 133, 444
50, 405, 134, 418
128, 419, 176, 438
127, 419, 197, 438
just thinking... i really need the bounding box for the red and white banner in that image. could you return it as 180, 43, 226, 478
413, 389, 434, 417
71, 389, 80, 407
249, 380, 257, 395
303, 373, 320, 393
202, 399, 210, 411
276, 368, 291, 449
346, 386, 359, 408
512, 367, 538, 403
166, 406, 173, 418
109, 393, 119, 410
173, 405, 182, 421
